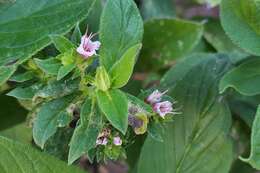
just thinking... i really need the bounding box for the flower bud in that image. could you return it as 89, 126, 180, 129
153, 101, 173, 118
113, 136, 122, 146
146, 90, 167, 104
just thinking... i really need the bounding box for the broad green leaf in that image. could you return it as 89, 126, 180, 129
44, 127, 74, 161
68, 98, 103, 164
50, 35, 75, 53
219, 58, 260, 96
147, 121, 164, 142
34, 58, 62, 75
0, 0, 97, 67
97, 89, 128, 134
220, 0, 260, 55
35, 78, 79, 99
57, 64, 76, 81
110, 44, 142, 88
140, 0, 175, 20
241, 105, 260, 169
9, 71, 35, 82
0, 65, 16, 85
33, 94, 76, 148
137, 19, 203, 71
0, 137, 85, 173
99, 0, 143, 70
137, 53, 233, 173
7, 83, 42, 100
0, 94, 27, 131
228, 92, 260, 127
0, 122, 32, 144
204, 19, 240, 52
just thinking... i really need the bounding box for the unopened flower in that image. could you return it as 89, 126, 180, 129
96, 137, 108, 146
153, 101, 173, 118
113, 137, 122, 146
146, 90, 167, 104
77, 28, 100, 59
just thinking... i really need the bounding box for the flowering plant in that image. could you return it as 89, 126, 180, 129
1, 0, 260, 173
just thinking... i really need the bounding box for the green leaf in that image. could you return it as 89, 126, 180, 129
140, 0, 175, 20
57, 64, 76, 81
50, 35, 75, 53
0, 137, 85, 173
240, 105, 260, 169
147, 121, 164, 142
97, 89, 128, 134
99, 0, 143, 70
34, 58, 62, 75
7, 84, 42, 100
204, 19, 240, 52
68, 98, 103, 164
0, 122, 32, 144
0, 0, 97, 67
71, 22, 82, 45
35, 78, 79, 99
219, 58, 260, 96
9, 71, 35, 82
137, 19, 203, 71
0, 65, 16, 85
95, 66, 111, 91
33, 95, 76, 148
137, 53, 233, 173
110, 44, 142, 88
220, 0, 260, 55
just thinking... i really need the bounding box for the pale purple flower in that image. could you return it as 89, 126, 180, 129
77, 29, 101, 59
146, 90, 167, 104
96, 137, 108, 146
153, 101, 173, 118
113, 136, 122, 146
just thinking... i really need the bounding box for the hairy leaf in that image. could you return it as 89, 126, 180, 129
138, 19, 203, 71
68, 98, 103, 164
99, 0, 143, 70
0, 0, 97, 66
110, 44, 142, 88
34, 58, 62, 76
137, 53, 233, 173
241, 105, 260, 169
33, 94, 76, 148
0, 137, 85, 173
97, 89, 128, 134
50, 35, 75, 53
57, 64, 76, 80
220, 0, 260, 55
0, 65, 16, 85
219, 58, 260, 96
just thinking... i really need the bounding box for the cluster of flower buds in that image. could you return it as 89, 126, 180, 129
96, 128, 122, 146
146, 90, 174, 118
77, 28, 101, 59
128, 103, 148, 135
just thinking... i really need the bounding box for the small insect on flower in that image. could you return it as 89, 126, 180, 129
146, 90, 168, 104
113, 136, 122, 146
153, 101, 174, 118
76, 27, 101, 59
